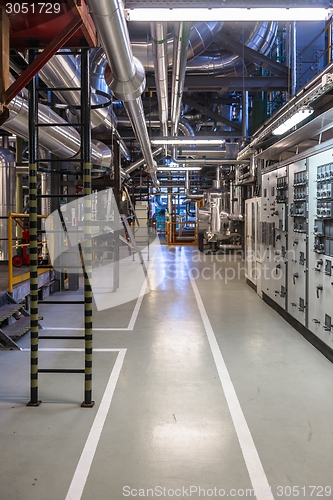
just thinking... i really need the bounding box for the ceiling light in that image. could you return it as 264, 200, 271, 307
157, 166, 202, 171
125, 8, 331, 22
151, 137, 224, 145
272, 106, 314, 136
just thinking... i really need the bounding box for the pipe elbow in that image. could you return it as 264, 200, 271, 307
105, 57, 146, 102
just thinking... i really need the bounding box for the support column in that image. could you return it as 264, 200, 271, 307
81, 48, 94, 408
27, 51, 41, 406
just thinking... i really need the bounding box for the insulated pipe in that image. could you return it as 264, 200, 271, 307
132, 22, 223, 71
2, 83, 112, 168
86, 0, 159, 186
124, 147, 164, 175
186, 21, 277, 76
171, 22, 191, 137
38, 51, 131, 161
185, 170, 204, 199
151, 22, 169, 139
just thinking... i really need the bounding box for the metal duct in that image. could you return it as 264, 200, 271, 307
186, 21, 278, 76
38, 50, 131, 161
2, 86, 111, 168
151, 22, 169, 139
131, 21, 223, 71
0, 147, 15, 261
117, 116, 195, 137
124, 147, 164, 175
86, 0, 159, 186
171, 22, 191, 137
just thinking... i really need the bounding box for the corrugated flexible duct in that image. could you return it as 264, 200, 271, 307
85, 0, 159, 187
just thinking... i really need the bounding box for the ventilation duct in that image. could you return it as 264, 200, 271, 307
186, 21, 278, 76
2, 82, 111, 168
86, 0, 159, 187
38, 50, 131, 161
131, 21, 223, 71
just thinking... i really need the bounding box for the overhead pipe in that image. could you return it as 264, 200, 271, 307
2, 82, 111, 168
124, 147, 164, 175
171, 22, 191, 138
185, 170, 204, 199
132, 22, 223, 71
151, 22, 169, 143
38, 50, 131, 161
86, 0, 159, 187
186, 22, 277, 76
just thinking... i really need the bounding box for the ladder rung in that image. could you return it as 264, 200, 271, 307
38, 369, 85, 373
39, 336, 85, 340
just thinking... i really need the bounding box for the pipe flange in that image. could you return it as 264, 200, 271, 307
105, 57, 146, 102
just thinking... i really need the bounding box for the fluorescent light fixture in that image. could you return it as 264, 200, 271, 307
157, 166, 202, 171
272, 106, 314, 136
151, 137, 224, 145
125, 8, 331, 22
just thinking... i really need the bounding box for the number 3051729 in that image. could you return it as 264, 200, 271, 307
5, 3, 61, 15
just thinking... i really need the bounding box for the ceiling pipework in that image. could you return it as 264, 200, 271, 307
85, 0, 159, 186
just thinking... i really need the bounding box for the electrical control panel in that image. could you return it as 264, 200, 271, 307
249, 151, 333, 350
287, 161, 308, 326
260, 168, 288, 310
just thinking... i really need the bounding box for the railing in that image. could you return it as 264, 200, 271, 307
8, 213, 50, 293
165, 220, 197, 245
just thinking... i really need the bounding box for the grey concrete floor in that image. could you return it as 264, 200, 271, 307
0, 245, 333, 500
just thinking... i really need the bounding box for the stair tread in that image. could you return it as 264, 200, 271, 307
0, 304, 23, 322
2, 317, 30, 338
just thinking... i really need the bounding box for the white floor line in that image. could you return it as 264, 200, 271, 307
41, 327, 129, 331
20, 348, 121, 352
184, 255, 275, 500
127, 275, 148, 330
65, 348, 126, 500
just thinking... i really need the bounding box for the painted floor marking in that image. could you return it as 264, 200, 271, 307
184, 254, 275, 500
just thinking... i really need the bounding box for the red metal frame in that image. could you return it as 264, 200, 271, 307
4, 16, 83, 105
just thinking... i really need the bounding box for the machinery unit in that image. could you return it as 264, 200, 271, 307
197, 171, 243, 252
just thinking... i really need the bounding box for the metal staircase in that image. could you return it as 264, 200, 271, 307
0, 293, 30, 349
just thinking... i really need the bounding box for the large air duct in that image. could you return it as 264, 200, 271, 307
86, 0, 159, 187
2, 85, 111, 168
132, 21, 223, 71
186, 21, 277, 75
38, 50, 131, 161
